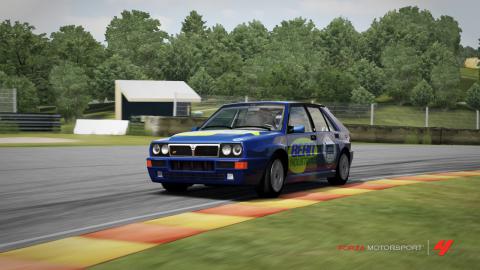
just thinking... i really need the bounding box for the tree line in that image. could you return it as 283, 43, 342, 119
0, 6, 479, 119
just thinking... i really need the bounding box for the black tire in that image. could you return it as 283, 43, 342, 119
161, 183, 191, 192
256, 157, 286, 198
328, 152, 350, 185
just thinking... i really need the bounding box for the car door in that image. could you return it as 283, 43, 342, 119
286, 105, 320, 177
306, 106, 334, 171
319, 107, 340, 170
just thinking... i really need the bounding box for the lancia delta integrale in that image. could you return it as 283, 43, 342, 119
147, 102, 353, 197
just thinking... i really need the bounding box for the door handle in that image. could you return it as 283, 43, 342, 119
310, 134, 317, 141
334, 133, 339, 139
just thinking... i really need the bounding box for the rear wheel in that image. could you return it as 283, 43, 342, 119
162, 183, 191, 192
328, 152, 350, 185
256, 157, 285, 197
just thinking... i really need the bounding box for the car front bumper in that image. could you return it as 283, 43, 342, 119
146, 157, 268, 185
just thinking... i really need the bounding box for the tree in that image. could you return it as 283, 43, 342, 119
162, 35, 202, 81
105, 10, 168, 77
351, 86, 375, 104
214, 72, 246, 96
465, 83, 480, 110
319, 17, 361, 68
188, 67, 216, 96
181, 10, 207, 35
231, 20, 269, 60
49, 63, 90, 121
0, 20, 52, 103
0, 71, 39, 112
410, 80, 434, 107
381, 44, 422, 103
349, 58, 386, 96
430, 62, 460, 108
50, 25, 105, 73
91, 54, 148, 101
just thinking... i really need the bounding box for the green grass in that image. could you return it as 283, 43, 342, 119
93, 177, 480, 270
341, 105, 477, 129
0, 133, 157, 147
460, 67, 479, 81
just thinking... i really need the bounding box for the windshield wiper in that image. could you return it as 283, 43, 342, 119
234, 125, 272, 131
201, 125, 232, 130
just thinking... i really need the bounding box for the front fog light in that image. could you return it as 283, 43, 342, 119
226, 173, 234, 180
161, 144, 169, 155
221, 144, 232, 156
232, 144, 242, 156
152, 144, 160, 155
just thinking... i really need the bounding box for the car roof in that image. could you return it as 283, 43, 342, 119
221, 101, 325, 107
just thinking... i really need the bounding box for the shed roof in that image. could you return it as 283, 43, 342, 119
115, 80, 201, 102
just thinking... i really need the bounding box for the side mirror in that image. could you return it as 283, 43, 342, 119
293, 125, 305, 133
288, 125, 305, 133
191, 126, 199, 131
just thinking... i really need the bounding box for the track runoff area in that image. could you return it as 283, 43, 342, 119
0, 170, 479, 269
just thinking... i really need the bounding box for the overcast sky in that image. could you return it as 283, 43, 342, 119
0, 0, 478, 47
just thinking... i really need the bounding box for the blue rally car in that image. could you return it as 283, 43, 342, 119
147, 101, 353, 197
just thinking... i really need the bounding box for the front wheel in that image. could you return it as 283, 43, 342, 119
162, 183, 191, 192
256, 158, 285, 198
328, 152, 350, 185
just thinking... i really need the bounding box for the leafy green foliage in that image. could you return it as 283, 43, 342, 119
381, 44, 422, 103
50, 25, 105, 73
0, 6, 469, 111
91, 55, 147, 101
410, 80, 434, 107
49, 63, 90, 121
349, 59, 386, 96
181, 10, 207, 35
465, 83, 480, 110
351, 86, 375, 104
188, 67, 216, 95
0, 20, 52, 103
106, 10, 167, 78
0, 71, 39, 112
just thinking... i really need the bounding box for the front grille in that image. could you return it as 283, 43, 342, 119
194, 145, 218, 157
170, 145, 192, 156
164, 172, 225, 180
170, 160, 214, 171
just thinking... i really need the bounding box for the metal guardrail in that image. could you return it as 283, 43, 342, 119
0, 113, 61, 132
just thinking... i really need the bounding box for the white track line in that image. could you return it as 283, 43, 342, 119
0, 169, 474, 252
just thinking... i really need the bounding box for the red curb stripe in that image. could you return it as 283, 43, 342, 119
83, 223, 203, 244
196, 204, 286, 218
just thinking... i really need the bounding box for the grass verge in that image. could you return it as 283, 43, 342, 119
0, 133, 157, 147
93, 177, 480, 270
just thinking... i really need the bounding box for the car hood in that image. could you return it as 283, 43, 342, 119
161, 129, 271, 143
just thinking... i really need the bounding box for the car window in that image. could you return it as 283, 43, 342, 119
202, 105, 284, 130
288, 106, 312, 132
321, 110, 337, 131
307, 107, 330, 132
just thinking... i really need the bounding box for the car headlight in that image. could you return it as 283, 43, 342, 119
232, 144, 242, 156
161, 144, 169, 155
152, 144, 161, 155
221, 144, 232, 156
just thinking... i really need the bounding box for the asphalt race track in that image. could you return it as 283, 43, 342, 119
1, 143, 480, 251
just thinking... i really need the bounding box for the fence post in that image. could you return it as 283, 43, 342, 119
370, 103, 374, 126
244, 95, 249, 102
12, 88, 17, 113
477, 110, 479, 130
173, 92, 177, 117
425, 106, 429, 128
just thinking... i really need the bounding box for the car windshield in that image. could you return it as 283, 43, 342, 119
201, 105, 285, 131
